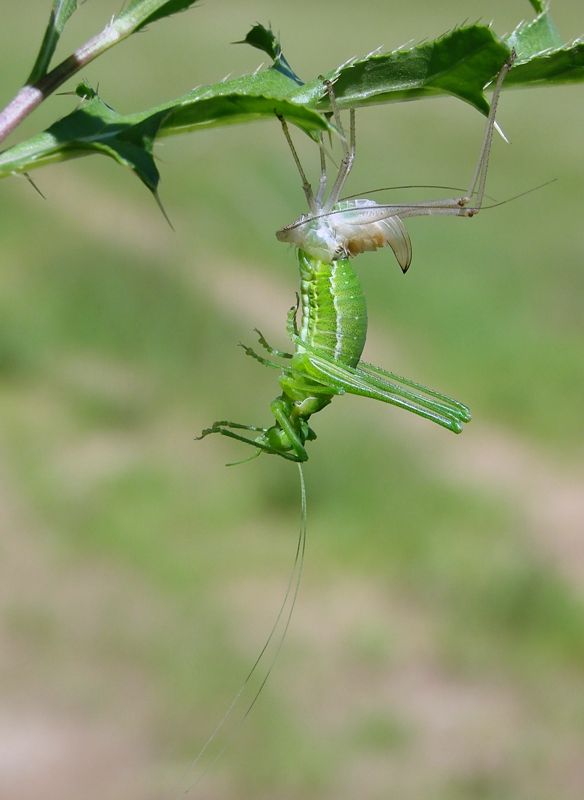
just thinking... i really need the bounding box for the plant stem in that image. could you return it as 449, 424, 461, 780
0, 22, 123, 147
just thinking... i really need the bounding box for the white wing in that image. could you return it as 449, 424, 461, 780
381, 215, 412, 273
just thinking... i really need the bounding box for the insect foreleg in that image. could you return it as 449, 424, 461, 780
286, 295, 300, 340
198, 420, 268, 434
239, 343, 283, 369
197, 421, 302, 462
253, 328, 293, 359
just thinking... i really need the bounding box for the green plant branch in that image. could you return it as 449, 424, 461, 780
1, 5, 583, 201
0, 26, 120, 145
27, 0, 79, 85
0, 0, 200, 146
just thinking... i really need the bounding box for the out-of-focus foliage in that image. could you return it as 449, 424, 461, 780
1, 2, 584, 800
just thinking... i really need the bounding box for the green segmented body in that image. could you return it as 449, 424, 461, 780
298, 251, 367, 369
199, 247, 471, 462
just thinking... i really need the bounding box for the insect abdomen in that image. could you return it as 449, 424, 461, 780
298, 250, 367, 368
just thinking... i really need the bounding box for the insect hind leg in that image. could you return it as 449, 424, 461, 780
464, 51, 516, 213
299, 352, 470, 434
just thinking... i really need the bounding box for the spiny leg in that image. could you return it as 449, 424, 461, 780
296, 352, 469, 433
198, 420, 268, 435
351, 358, 470, 425
239, 342, 282, 369
277, 113, 316, 215
199, 425, 298, 461
254, 328, 293, 359
357, 360, 471, 421
197, 420, 304, 461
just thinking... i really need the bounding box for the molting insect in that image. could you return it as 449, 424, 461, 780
198, 54, 515, 463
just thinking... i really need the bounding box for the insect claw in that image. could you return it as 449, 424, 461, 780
195, 426, 216, 440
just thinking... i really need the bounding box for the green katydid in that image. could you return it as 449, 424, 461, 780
186, 54, 516, 792
198, 54, 515, 463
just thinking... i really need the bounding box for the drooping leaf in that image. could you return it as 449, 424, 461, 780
115, 0, 200, 33
28, 0, 78, 84
236, 23, 282, 62
234, 23, 303, 84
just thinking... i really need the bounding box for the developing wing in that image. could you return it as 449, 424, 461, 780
334, 204, 413, 273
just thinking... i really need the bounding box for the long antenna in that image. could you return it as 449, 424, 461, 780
176, 464, 308, 797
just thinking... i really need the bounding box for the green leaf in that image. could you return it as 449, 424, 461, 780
115, 0, 200, 33
505, 4, 584, 89
0, 92, 164, 193
4, 17, 584, 192
157, 77, 326, 137
235, 23, 303, 84
28, 0, 78, 84
290, 27, 511, 116
508, 9, 563, 60
527, 0, 545, 12
236, 23, 282, 61
505, 38, 584, 86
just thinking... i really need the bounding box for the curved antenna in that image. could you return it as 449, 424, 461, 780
278, 178, 554, 234
340, 184, 497, 203
470, 178, 557, 211
177, 464, 308, 797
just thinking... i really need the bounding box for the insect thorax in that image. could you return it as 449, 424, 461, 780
276, 199, 391, 263
276, 211, 343, 262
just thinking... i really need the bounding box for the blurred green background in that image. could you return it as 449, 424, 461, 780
1, 1, 584, 798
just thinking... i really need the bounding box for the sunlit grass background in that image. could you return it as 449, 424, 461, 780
1, 1, 584, 798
